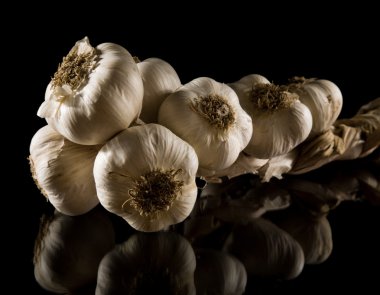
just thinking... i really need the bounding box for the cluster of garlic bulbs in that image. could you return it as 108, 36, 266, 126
30, 36, 347, 232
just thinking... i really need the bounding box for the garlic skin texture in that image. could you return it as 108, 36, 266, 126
38, 37, 144, 145
158, 77, 253, 173
230, 74, 312, 159
137, 58, 181, 123
93, 124, 199, 232
292, 78, 343, 137
29, 125, 100, 216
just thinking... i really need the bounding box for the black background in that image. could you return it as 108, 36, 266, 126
8, 3, 380, 294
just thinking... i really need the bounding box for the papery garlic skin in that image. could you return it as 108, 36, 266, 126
29, 125, 100, 215
202, 152, 268, 183
93, 124, 198, 232
230, 74, 312, 159
158, 77, 253, 173
38, 37, 143, 145
291, 78, 343, 137
137, 58, 181, 123
258, 149, 298, 182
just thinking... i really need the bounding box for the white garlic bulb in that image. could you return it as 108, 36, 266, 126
230, 74, 312, 159
137, 57, 181, 123
38, 37, 144, 145
290, 77, 343, 137
29, 125, 100, 215
158, 77, 253, 174
93, 123, 199, 232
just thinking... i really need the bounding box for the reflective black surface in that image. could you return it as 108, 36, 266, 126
29, 151, 380, 294
14, 10, 380, 294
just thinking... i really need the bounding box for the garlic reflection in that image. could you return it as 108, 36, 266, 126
286, 178, 351, 214
198, 178, 291, 222
34, 207, 115, 294
29, 125, 100, 216
158, 77, 253, 173
38, 37, 144, 145
276, 207, 333, 264
96, 232, 196, 295
183, 196, 222, 241
224, 218, 304, 279
137, 57, 181, 123
357, 169, 380, 205
195, 249, 247, 295
230, 74, 312, 158
94, 124, 198, 232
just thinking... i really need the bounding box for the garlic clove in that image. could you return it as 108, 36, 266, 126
137, 57, 181, 123
29, 125, 101, 216
38, 37, 144, 145
158, 77, 253, 173
93, 123, 199, 232
230, 75, 312, 159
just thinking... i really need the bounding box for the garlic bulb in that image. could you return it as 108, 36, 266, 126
96, 232, 196, 295
137, 57, 181, 123
38, 37, 144, 145
290, 77, 343, 137
158, 77, 253, 174
224, 218, 305, 279
195, 249, 247, 295
29, 125, 100, 215
93, 123, 199, 232
34, 208, 115, 294
230, 74, 312, 158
